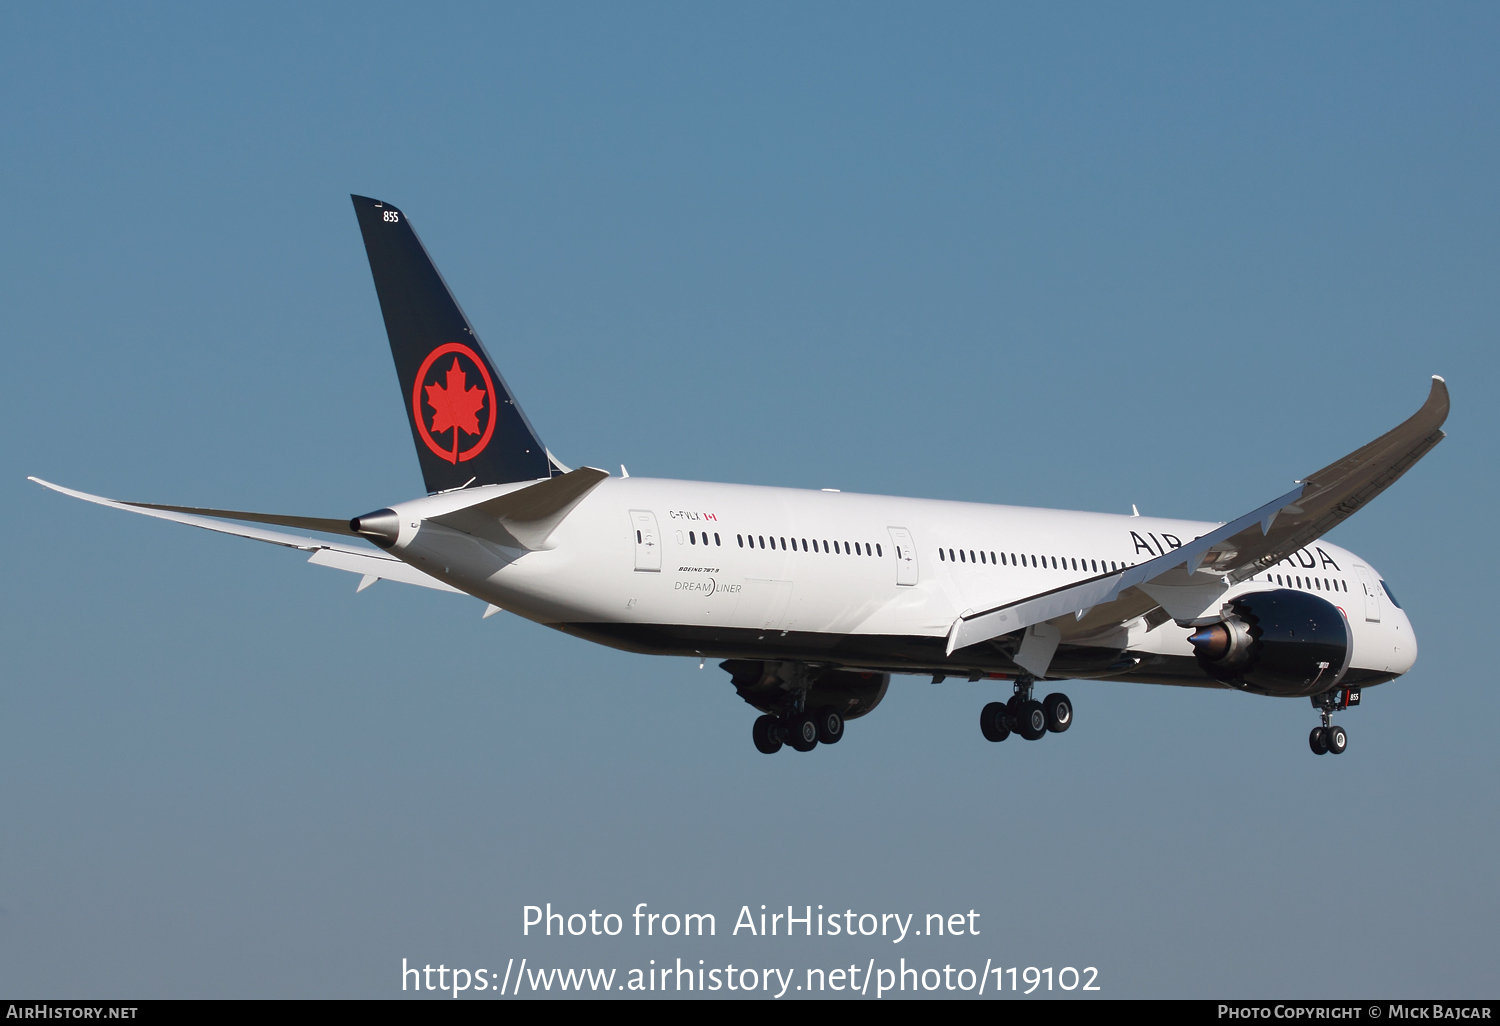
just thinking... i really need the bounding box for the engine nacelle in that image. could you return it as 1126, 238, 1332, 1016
719, 660, 890, 720
1187, 588, 1351, 697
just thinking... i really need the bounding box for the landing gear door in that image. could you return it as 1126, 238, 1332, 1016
1353, 564, 1381, 622
888, 527, 919, 586
630, 510, 661, 572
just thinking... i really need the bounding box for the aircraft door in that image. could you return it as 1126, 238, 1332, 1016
1353, 564, 1381, 622
888, 527, 919, 586
630, 510, 661, 572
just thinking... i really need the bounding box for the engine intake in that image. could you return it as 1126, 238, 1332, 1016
1187, 589, 1350, 697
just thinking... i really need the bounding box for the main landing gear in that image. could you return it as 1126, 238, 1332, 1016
980, 677, 1072, 745
752, 706, 844, 755
1309, 687, 1360, 755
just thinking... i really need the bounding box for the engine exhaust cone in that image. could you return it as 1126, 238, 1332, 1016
1188, 624, 1233, 662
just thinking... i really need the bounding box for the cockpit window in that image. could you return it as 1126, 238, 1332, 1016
1381, 580, 1403, 609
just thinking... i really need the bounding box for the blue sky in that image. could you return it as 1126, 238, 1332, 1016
2, 3, 1496, 997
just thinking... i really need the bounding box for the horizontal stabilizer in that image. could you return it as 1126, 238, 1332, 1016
30, 477, 343, 550
28, 477, 459, 594
306, 546, 461, 593
113, 499, 358, 538
432, 466, 609, 549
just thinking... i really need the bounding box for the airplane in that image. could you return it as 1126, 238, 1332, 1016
31, 195, 1449, 758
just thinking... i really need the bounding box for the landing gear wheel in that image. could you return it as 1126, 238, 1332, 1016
1016, 700, 1048, 741
1325, 724, 1348, 755
1042, 693, 1072, 733
1005, 694, 1025, 731
814, 707, 844, 745
752, 714, 783, 754
1308, 726, 1328, 755
980, 702, 1011, 743
786, 713, 819, 752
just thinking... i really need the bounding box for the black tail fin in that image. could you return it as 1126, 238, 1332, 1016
351, 194, 556, 493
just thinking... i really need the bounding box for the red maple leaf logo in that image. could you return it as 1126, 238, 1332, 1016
424, 357, 487, 463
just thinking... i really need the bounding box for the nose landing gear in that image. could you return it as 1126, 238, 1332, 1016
980, 677, 1072, 744
1309, 687, 1359, 755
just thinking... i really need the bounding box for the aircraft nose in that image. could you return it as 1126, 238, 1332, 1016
350, 508, 400, 548
1392, 613, 1419, 675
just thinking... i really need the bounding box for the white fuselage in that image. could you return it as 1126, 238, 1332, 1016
377, 476, 1415, 690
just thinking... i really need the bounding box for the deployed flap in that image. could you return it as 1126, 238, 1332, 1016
1014, 623, 1062, 677
430, 466, 609, 549
947, 376, 1449, 654
1137, 575, 1230, 625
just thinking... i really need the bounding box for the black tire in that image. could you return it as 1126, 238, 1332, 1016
980, 701, 1011, 743
1308, 726, 1328, 755
1016, 700, 1048, 740
1325, 724, 1348, 755
1042, 693, 1072, 733
753, 714, 783, 754
815, 707, 844, 745
1005, 694, 1025, 731
786, 713, 819, 752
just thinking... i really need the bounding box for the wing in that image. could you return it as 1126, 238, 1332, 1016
948, 376, 1449, 658
28, 477, 462, 595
